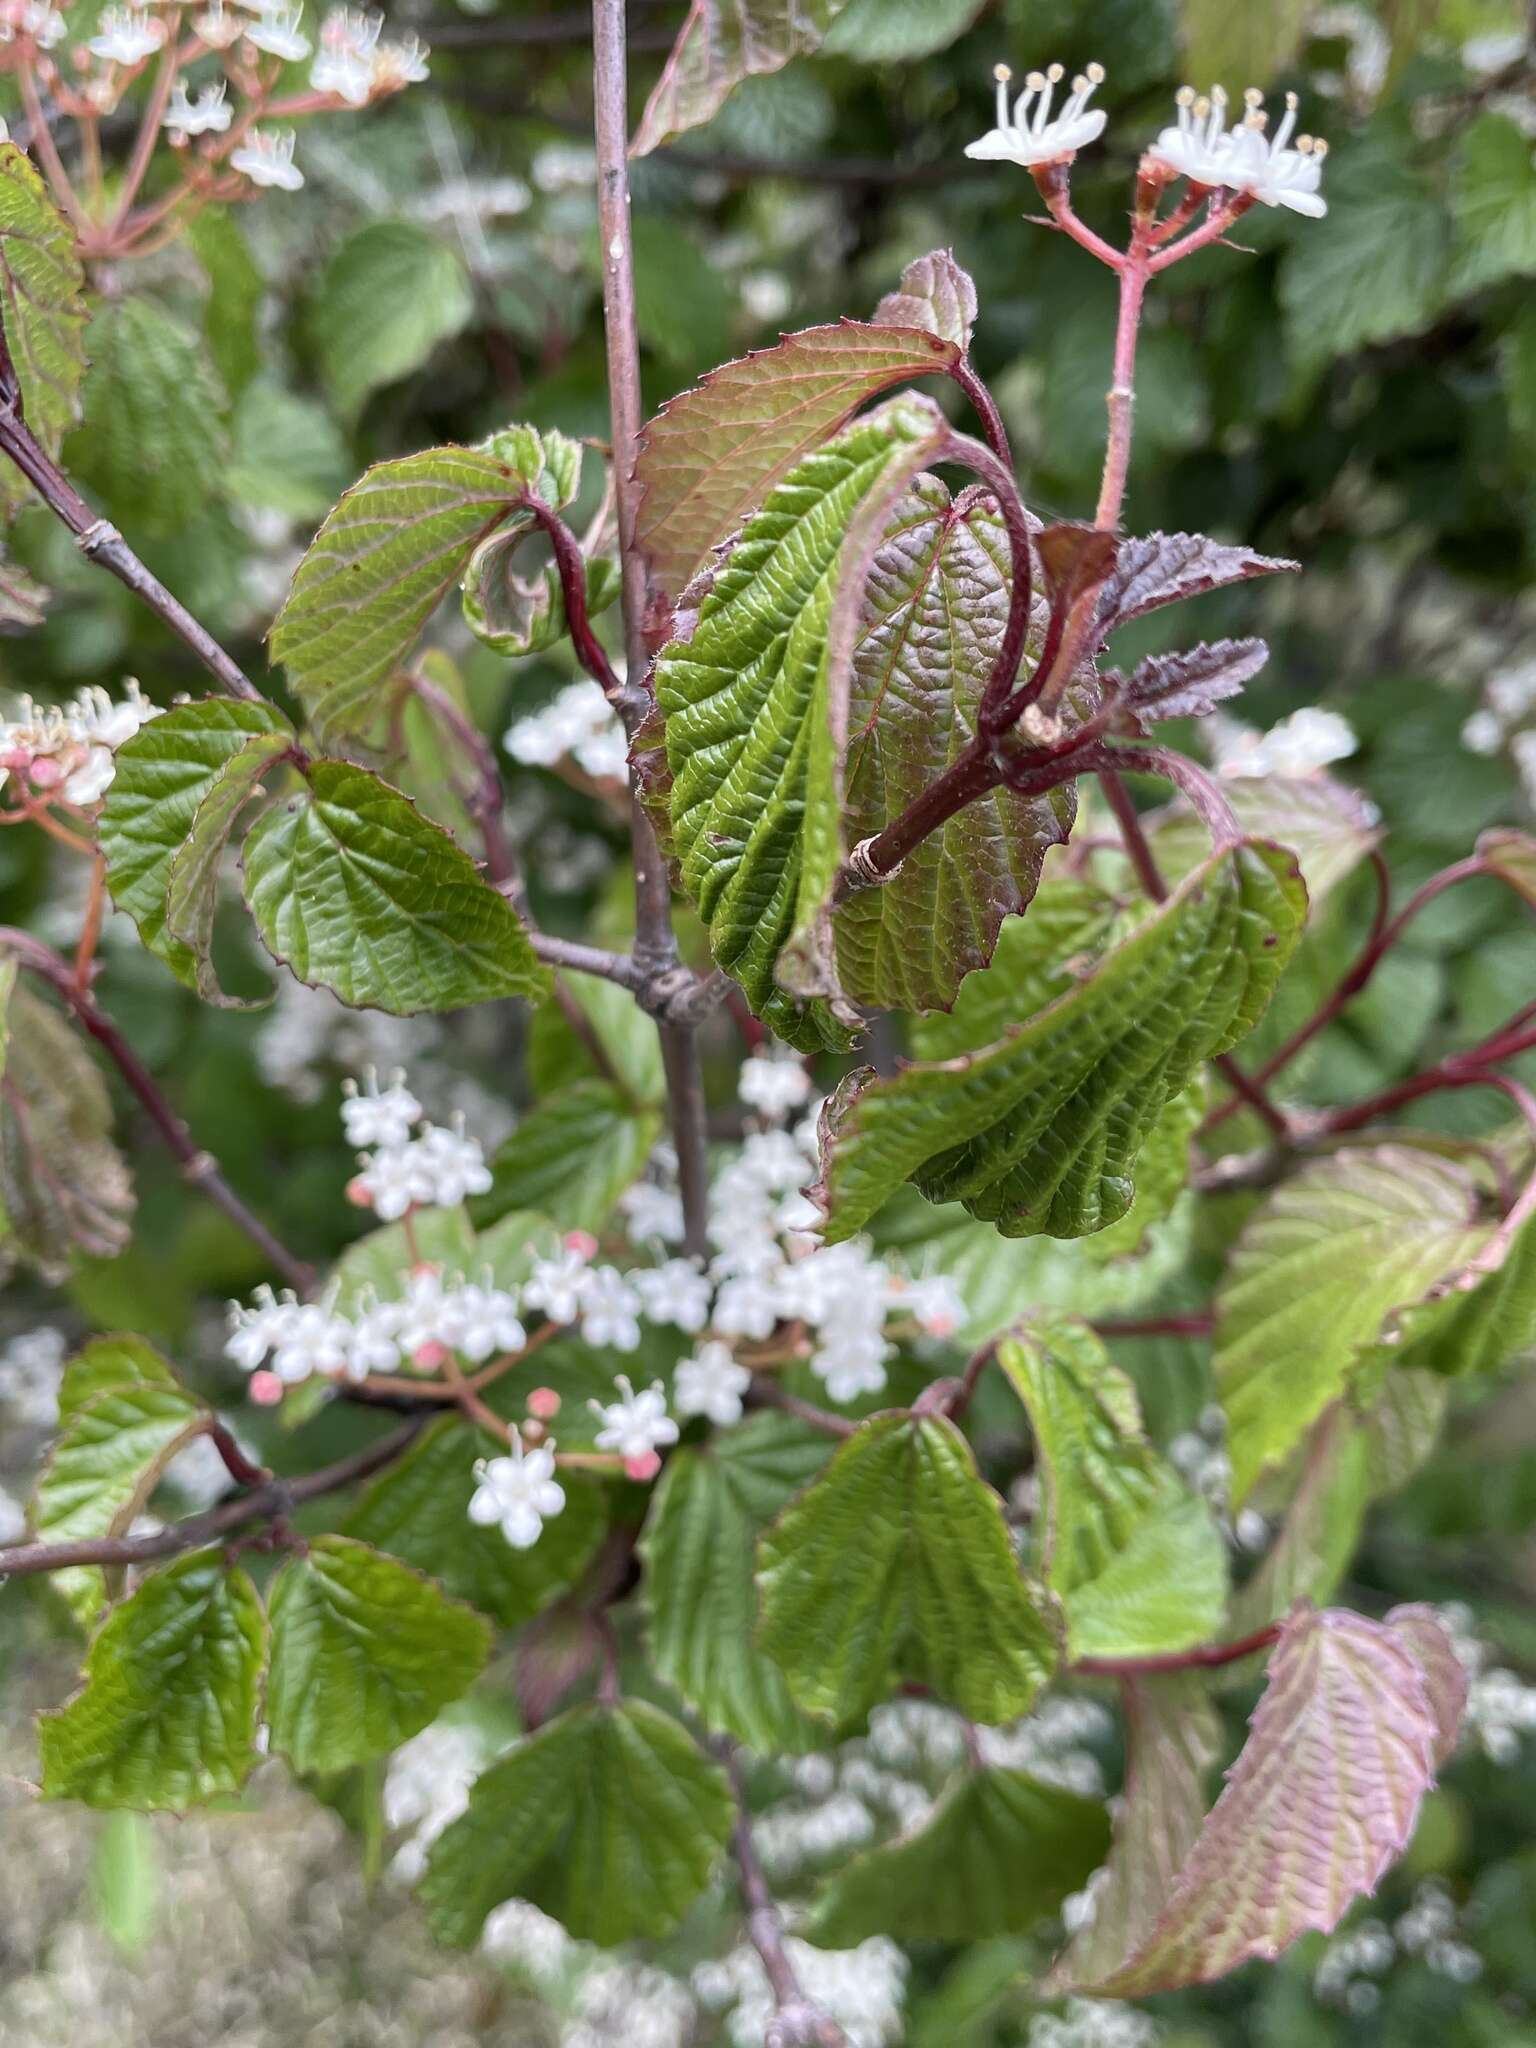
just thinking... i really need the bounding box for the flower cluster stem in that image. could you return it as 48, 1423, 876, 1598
722, 1750, 850, 2048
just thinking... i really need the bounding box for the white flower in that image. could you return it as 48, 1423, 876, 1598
1148, 85, 1328, 217
504, 680, 628, 782
191, 0, 243, 46
579, 1265, 644, 1351
88, 5, 167, 63
245, 4, 310, 59
619, 1179, 685, 1245
965, 60, 1107, 170
0, 1326, 67, 1428
342, 1298, 405, 1378
392, 1268, 455, 1356
674, 1340, 751, 1425
890, 1271, 967, 1339
712, 1271, 780, 1341
353, 1118, 491, 1217
810, 1334, 889, 1405
468, 1432, 565, 1550
440, 1280, 526, 1363
589, 1374, 679, 1459
354, 1141, 423, 1221
269, 1297, 351, 1383
738, 1051, 813, 1121
224, 1283, 301, 1372
630, 1258, 711, 1334
1146, 83, 1242, 187
413, 1120, 493, 1206
1210, 704, 1357, 780
524, 1243, 593, 1324
0, 680, 162, 809
18, 3, 66, 47
341, 1066, 423, 1150
309, 3, 379, 102
163, 78, 232, 136
230, 127, 303, 191
370, 29, 427, 90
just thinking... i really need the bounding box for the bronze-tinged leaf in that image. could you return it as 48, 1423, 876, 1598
1477, 826, 1536, 911
1095, 531, 1298, 640
873, 249, 978, 351
1036, 521, 1120, 613
633, 320, 961, 603
1122, 637, 1270, 729
631, 0, 850, 156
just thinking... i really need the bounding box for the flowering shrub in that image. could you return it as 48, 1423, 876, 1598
0, 5, 1534, 2045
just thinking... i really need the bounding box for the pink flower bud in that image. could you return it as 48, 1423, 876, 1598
26, 755, 64, 791
527, 1385, 561, 1420
412, 1340, 452, 1373
624, 1449, 662, 1482
564, 1229, 599, 1258
344, 1174, 374, 1208
249, 1370, 284, 1406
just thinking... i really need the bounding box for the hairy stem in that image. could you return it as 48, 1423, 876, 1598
1096, 236, 1149, 530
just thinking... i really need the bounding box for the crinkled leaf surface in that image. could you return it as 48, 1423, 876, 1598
1094, 531, 1297, 639
266, 1535, 491, 1775
473, 1082, 662, 1234
420, 1699, 733, 1946
833, 476, 1078, 1013
634, 321, 959, 600
652, 398, 950, 1048
632, 0, 849, 154
1052, 1604, 1465, 1997
30, 1336, 205, 1627
871, 247, 977, 348
40, 1551, 266, 1812
343, 1415, 606, 1629
0, 142, 87, 516
815, 840, 1305, 1244
806, 1767, 1110, 1947
641, 1414, 831, 1752
270, 441, 552, 746
1217, 1146, 1486, 1502
998, 1320, 1228, 1660
240, 759, 549, 1013
72, 296, 228, 537
99, 698, 296, 989
1122, 637, 1269, 729
162, 729, 296, 1004
756, 1412, 1058, 1725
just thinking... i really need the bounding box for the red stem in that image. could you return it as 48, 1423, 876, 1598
1074, 1621, 1281, 1679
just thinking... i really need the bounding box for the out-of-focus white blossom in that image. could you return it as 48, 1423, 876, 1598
340, 1067, 423, 1150
579, 1265, 644, 1352
694, 1935, 907, 2048
468, 1430, 565, 1549
673, 1339, 751, 1425
504, 679, 629, 782
1208, 704, 1358, 780
737, 1050, 814, 1121
619, 1178, 686, 1245
524, 1240, 595, 1325
0, 681, 162, 809
88, 4, 167, 63
231, 127, 304, 190
1441, 1602, 1536, 1764
245, 3, 310, 59
0, 1326, 67, 1428
965, 61, 1107, 169
589, 1374, 678, 1458
630, 1259, 712, 1335
164, 78, 232, 136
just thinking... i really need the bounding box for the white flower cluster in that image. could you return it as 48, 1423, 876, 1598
1314, 1880, 1483, 2016
1167, 1405, 1268, 1552
1441, 1601, 1536, 1765
966, 61, 1328, 216
343, 1070, 492, 1220
504, 679, 630, 782
1207, 705, 1359, 781
1028, 1999, 1161, 2048
693, 1936, 908, 2048
1463, 656, 1536, 805
225, 1266, 522, 1389
0, 681, 162, 809
384, 1718, 497, 1883
0, 1325, 67, 1429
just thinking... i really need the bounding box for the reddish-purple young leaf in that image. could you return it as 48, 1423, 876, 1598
631, 0, 850, 157
633, 320, 960, 603
873, 249, 978, 351
1122, 637, 1271, 728
1036, 521, 1120, 613
1095, 531, 1298, 639
832, 476, 1077, 1012
1051, 1603, 1466, 1999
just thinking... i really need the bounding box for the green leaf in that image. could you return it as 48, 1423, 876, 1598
1050, 1604, 1464, 1997
632, 0, 851, 154
1216, 1146, 1487, 1502
240, 758, 550, 1013
651, 396, 952, 1049
1477, 827, 1536, 910
226, 378, 352, 522
1280, 135, 1450, 370
343, 1415, 606, 1629
634, 320, 961, 599
1226, 1407, 1370, 1634
270, 441, 549, 747
0, 141, 88, 517
98, 698, 296, 990
266, 1535, 491, 1774
872, 248, 977, 349
814, 840, 1305, 1244
0, 969, 134, 1277
187, 206, 263, 400
756, 1412, 1059, 1725
71, 297, 229, 537
1151, 770, 1378, 908
473, 1082, 662, 1234
1365, 1202, 1536, 1381
161, 728, 297, 1004
462, 503, 619, 660
40, 1551, 266, 1811
528, 975, 665, 1105
1451, 114, 1536, 296
832, 476, 1079, 1012
420, 1699, 734, 1946
641, 1415, 832, 1751
822, 0, 989, 61
1357, 1366, 1450, 1497
308, 222, 474, 419
30, 1337, 205, 1626
805, 1768, 1110, 1947
998, 1320, 1228, 1660
1180, 0, 1309, 83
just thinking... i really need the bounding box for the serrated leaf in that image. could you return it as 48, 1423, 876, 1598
1367, 1202, 1536, 1380
98, 698, 296, 989
309, 222, 473, 419
998, 1319, 1227, 1660
472, 1082, 662, 1234
1227, 1408, 1370, 1635
641, 1415, 831, 1752
1051, 1604, 1465, 1997
632, 0, 850, 155
31, 1336, 205, 1626
806, 1767, 1110, 1947
1451, 113, 1536, 296
832, 476, 1078, 1012
1217, 1146, 1487, 1502
756, 1412, 1058, 1724
266, 1535, 491, 1774
343, 1414, 606, 1628
815, 840, 1305, 1244
461, 512, 620, 659
0, 141, 87, 517
71, 297, 228, 537
1477, 826, 1536, 909
1122, 638, 1269, 729
40, 1551, 266, 1812
871, 248, 977, 348
652, 396, 952, 1047
240, 758, 550, 1014
1095, 531, 1297, 639
270, 442, 548, 748
0, 970, 134, 1277
419, 1699, 734, 1946
1153, 770, 1379, 906
527, 975, 665, 1105
161, 728, 295, 1004
634, 320, 960, 600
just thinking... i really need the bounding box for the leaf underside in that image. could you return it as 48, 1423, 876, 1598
0, 141, 88, 516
